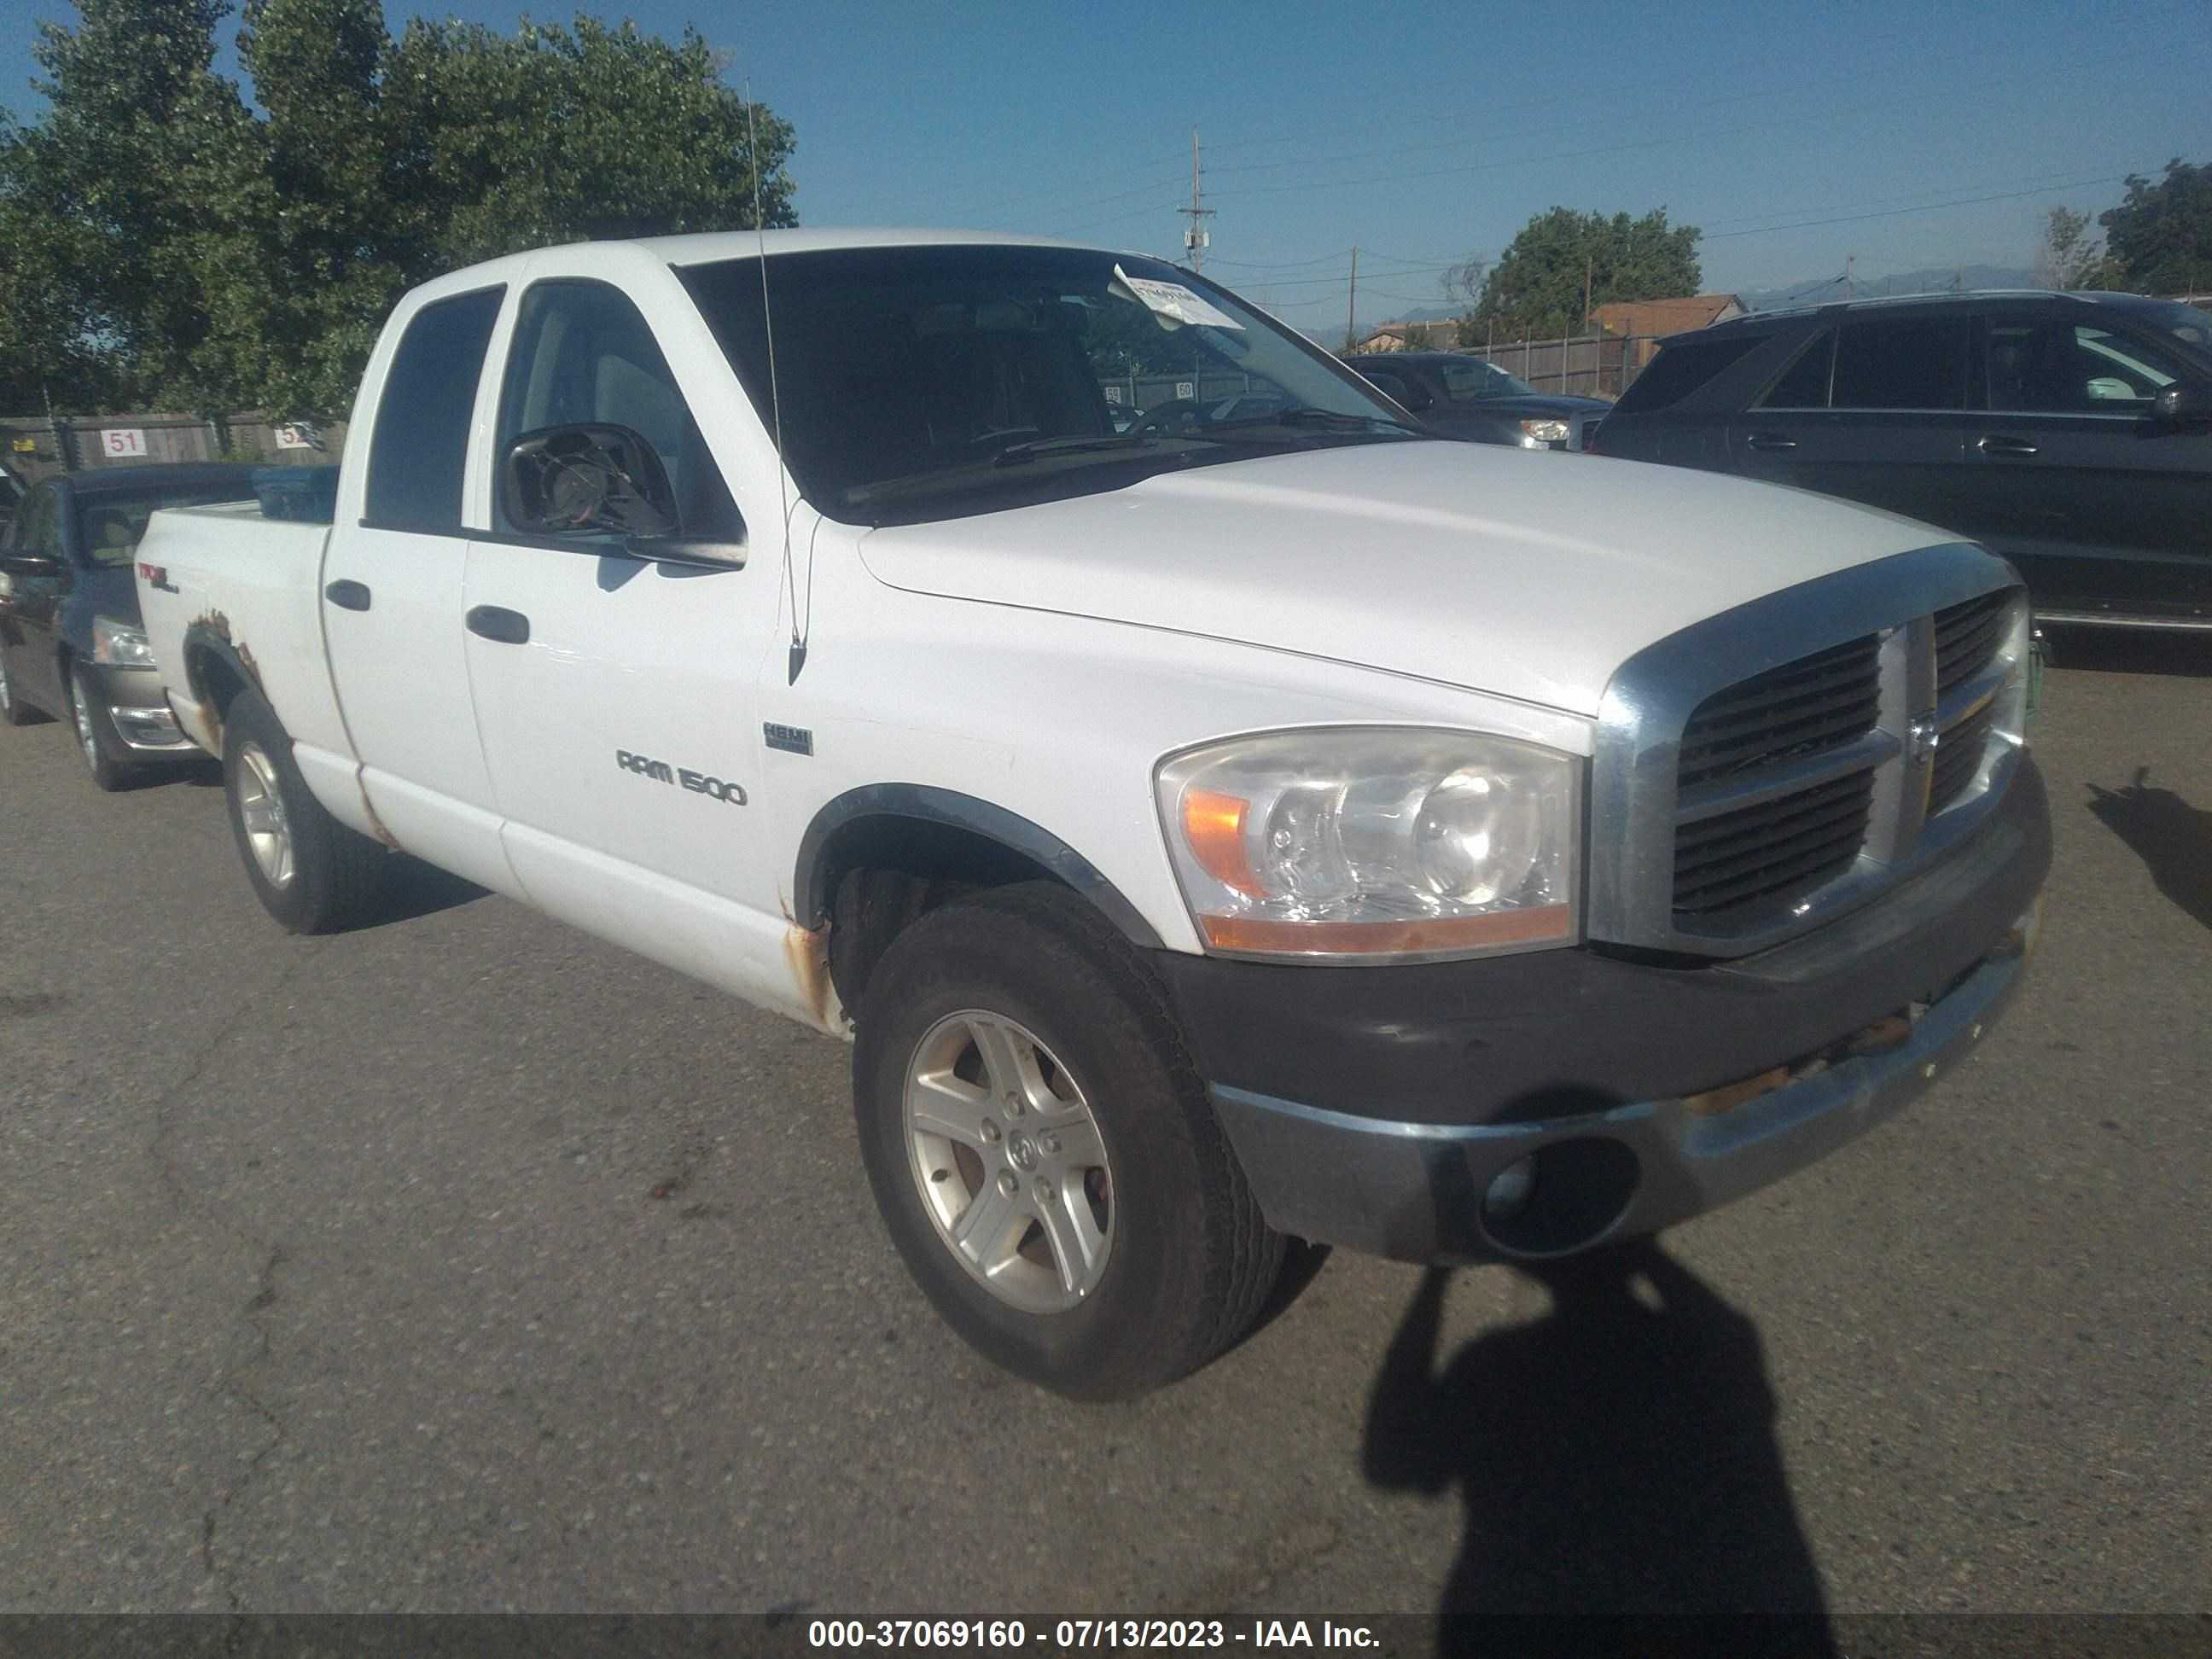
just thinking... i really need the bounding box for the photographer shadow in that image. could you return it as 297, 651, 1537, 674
1364, 1243, 1835, 1653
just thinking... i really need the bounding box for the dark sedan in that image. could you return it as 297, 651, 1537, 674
0, 463, 260, 788
1346, 351, 1612, 449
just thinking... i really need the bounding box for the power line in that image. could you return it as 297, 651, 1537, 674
1702, 172, 2134, 240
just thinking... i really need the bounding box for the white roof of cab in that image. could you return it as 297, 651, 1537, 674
638, 226, 1107, 264
404, 228, 1159, 311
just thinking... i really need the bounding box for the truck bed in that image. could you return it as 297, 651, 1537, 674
133, 501, 345, 762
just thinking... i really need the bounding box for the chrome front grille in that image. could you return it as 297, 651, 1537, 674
1677, 634, 1881, 789
1587, 544, 2030, 957
1935, 591, 2008, 696
1673, 766, 1876, 917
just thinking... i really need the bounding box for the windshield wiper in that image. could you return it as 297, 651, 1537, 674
991, 434, 1159, 466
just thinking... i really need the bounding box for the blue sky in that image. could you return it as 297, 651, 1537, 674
3, 0, 2206, 335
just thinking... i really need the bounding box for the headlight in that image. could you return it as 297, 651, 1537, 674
1155, 727, 1580, 962
1518, 418, 1569, 445
92, 615, 157, 669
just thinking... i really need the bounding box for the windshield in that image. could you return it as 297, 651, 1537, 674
2137, 300, 2212, 355
1438, 358, 1539, 401
73, 486, 254, 568
676, 245, 1423, 525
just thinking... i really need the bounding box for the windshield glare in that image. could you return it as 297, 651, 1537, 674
677, 245, 1418, 522
1440, 359, 1538, 400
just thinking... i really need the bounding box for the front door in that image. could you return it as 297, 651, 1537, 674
1728, 314, 1973, 529
319, 283, 515, 890
1966, 311, 2212, 621
460, 276, 798, 1014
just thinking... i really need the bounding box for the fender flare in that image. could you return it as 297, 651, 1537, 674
794, 783, 1166, 950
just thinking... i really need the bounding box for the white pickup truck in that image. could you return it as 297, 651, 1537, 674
136, 230, 2051, 1398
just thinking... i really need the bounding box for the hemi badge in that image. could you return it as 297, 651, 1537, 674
764, 722, 813, 756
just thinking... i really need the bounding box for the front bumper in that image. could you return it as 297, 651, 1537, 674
1165, 756, 2052, 1262
81, 662, 195, 754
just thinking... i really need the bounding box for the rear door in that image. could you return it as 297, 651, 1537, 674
1728, 313, 1972, 527
1966, 309, 2212, 620
321, 283, 515, 889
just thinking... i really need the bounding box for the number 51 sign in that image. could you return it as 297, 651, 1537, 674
97, 428, 148, 458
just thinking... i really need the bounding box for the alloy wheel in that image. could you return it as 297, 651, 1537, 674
903, 1010, 1115, 1314
235, 742, 296, 888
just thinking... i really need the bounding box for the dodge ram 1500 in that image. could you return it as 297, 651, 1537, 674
135, 230, 2051, 1398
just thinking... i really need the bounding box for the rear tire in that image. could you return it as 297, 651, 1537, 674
68, 667, 133, 791
853, 882, 1284, 1400
221, 689, 387, 934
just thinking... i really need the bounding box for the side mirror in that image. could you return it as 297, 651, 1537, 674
0, 552, 61, 579
2152, 384, 2211, 424
501, 423, 679, 539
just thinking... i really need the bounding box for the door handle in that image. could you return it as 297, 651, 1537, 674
1744, 432, 1798, 452
323, 579, 371, 611
465, 604, 531, 645
1978, 434, 2040, 457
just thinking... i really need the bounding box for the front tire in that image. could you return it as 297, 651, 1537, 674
221, 688, 387, 933
68, 667, 133, 791
853, 882, 1284, 1400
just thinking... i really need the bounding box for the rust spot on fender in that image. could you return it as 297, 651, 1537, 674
784, 921, 847, 1035
356, 774, 401, 848
231, 637, 264, 692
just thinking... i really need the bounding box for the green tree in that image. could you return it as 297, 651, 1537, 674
7, 0, 250, 408
2036, 206, 2122, 292
2099, 160, 2212, 294
3, 1, 799, 417
379, 15, 795, 277
1462, 207, 1702, 340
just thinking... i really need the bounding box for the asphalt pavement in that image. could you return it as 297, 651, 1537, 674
1, 631, 2206, 1619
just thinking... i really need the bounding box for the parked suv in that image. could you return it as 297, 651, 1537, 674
1589, 292, 2212, 629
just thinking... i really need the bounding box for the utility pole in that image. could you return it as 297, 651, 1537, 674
1843, 254, 1854, 300
1346, 247, 1359, 351
1180, 127, 1214, 271
1583, 255, 1593, 329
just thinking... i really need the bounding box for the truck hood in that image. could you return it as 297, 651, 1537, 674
856, 442, 1946, 715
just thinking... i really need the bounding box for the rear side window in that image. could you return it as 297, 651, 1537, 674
1831, 317, 1965, 410
364, 287, 505, 532
1612, 335, 1767, 413
1759, 332, 1836, 408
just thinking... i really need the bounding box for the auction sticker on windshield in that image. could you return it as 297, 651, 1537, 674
1114, 265, 1243, 329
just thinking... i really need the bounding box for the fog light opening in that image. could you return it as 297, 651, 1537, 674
1483, 1156, 1537, 1222
1477, 1138, 1641, 1258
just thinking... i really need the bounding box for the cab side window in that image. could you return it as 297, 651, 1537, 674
1758, 332, 1835, 409
364, 287, 504, 533
1830, 317, 1966, 410
1987, 319, 2189, 413
496, 280, 742, 541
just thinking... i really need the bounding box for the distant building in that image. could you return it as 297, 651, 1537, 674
1354, 320, 1456, 353
1589, 294, 1745, 370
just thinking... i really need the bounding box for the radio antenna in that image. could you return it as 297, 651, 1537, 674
746, 83, 804, 684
